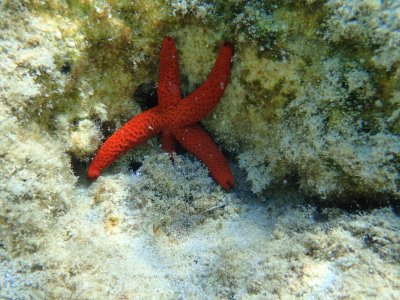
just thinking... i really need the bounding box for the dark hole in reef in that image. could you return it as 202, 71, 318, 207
174, 139, 186, 155
61, 62, 72, 74
184, 195, 194, 203
70, 155, 90, 183
134, 82, 158, 110
311, 206, 330, 223
310, 192, 396, 215
391, 201, 400, 216
100, 120, 118, 138
69, 268, 77, 277
31, 264, 44, 272
129, 160, 142, 173
153, 135, 186, 156
363, 234, 374, 248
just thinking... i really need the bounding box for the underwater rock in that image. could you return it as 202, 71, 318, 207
1, 0, 399, 299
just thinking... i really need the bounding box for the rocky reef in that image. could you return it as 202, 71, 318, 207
0, 0, 399, 298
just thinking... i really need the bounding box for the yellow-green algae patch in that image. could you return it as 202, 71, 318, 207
4, 0, 399, 200
1, 0, 400, 299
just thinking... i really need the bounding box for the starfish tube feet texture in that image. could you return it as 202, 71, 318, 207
87, 36, 235, 190
87, 110, 161, 179
172, 125, 235, 190
163, 42, 234, 127
158, 36, 181, 109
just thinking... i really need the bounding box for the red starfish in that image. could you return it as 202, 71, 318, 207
87, 36, 235, 190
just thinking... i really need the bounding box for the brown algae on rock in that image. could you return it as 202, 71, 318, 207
0, 0, 399, 299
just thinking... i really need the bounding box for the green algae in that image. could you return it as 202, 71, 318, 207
3, 0, 399, 200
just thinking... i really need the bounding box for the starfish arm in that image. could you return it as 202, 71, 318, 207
172, 124, 235, 190
87, 109, 162, 180
87, 37, 235, 188
169, 42, 233, 126
157, 36, 181, 109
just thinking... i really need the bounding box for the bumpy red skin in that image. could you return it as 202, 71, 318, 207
88, 36, 235, 190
